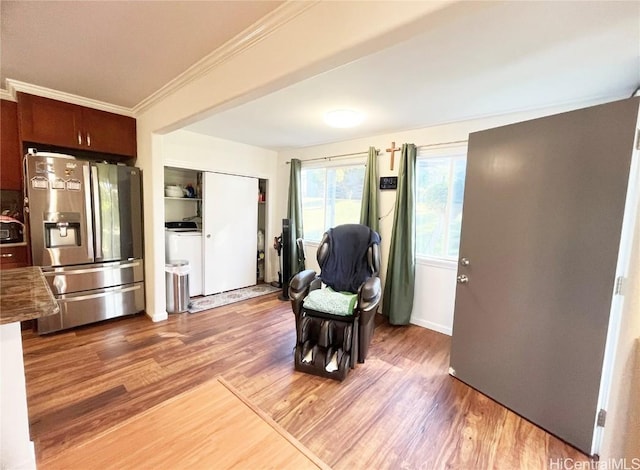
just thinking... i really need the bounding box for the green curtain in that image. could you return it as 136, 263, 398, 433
382, 143, 416, 325
359, 146, 379, 233
287, 158, 305, 277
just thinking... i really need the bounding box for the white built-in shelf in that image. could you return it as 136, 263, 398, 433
164, 197, 202, 201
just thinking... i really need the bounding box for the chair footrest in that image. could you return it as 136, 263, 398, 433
295, 312, 359, 381
295, 344, 350, 381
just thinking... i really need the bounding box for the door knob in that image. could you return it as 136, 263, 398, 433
460, 257, 470, 266
207, 234, 211, 238
457, 274, 469, 284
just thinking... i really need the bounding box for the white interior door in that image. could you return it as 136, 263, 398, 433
202, 172, 258, 295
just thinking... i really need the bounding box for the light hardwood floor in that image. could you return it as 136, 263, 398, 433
39, 378, 328, 470
21, 293, 590, 469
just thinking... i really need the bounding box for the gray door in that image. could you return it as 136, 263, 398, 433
450, 98, 639, 454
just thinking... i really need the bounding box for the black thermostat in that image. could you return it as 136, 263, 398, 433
379, 176, 398, 190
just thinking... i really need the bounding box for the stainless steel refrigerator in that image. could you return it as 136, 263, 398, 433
25, 152, 145, 333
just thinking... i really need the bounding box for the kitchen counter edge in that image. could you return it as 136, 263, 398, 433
0, 266, 59, 325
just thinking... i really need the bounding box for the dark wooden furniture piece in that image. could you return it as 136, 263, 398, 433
0, 245, 29, 270
17, 92, 136, 158
1, 99, 22, 190
1, 99, 29, 270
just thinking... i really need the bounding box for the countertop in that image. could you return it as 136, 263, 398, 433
0, 266, 59, 325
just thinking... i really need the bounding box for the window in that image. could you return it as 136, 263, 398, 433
416, 153, 466, 260
301, 164, 365, 241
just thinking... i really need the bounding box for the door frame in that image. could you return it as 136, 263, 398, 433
592, 119, 640, 455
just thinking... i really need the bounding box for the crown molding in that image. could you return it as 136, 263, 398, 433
132, 0, 318, 115
5, 79, 134, 116
0, 88, 14, 101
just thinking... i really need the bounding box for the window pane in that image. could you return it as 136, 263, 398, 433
447, 158, 466, 257
416, 159, 449, 258
301, 164, 365, 241
416, 156, 466, 259
333, 167, 364, 227
301, 168, 325, 241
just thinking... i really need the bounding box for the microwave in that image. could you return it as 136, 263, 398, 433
0, 220, 24, 244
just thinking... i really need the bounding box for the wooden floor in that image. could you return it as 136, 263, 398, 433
39, 378, 327, 470
22, 293, 590, 469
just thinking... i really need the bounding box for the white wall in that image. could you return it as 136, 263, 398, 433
163, 130, 276, 178
0, 322, 36, 470
278, 98, 616, 334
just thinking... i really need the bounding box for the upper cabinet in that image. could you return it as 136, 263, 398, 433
0, 100, 22, 190
17, 92, 137, 158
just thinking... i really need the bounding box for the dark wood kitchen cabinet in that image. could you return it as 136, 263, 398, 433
17, 92, 137, 158
1, 99, 30, 270
1, 99, 23, 190
0, 245, 29, 269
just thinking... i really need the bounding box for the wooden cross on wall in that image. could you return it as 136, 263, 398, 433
386, 141, 401, 171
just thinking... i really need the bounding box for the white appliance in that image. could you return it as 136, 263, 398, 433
165, 223, 202, 297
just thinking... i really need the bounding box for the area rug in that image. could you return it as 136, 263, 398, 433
188, 284, 280, 313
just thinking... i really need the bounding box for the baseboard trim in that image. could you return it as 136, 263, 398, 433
146, 310, 168, 323
410, 317, 452, 336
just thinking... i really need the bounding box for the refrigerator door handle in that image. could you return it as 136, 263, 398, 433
59, 284, 142, 303
43, 261, 141, 276
91, 166, 103, 260
83, 164, 94, 261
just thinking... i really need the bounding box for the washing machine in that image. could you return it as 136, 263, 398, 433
165, 222, 202, 297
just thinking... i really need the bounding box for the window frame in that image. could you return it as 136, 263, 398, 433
415, 143, 468, 265
300, 157, 366, 243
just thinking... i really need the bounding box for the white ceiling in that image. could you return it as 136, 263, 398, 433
2, 1, 639, 151
0, 1, 283, 108
184, 1, 640, 150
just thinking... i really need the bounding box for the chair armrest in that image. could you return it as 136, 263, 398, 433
289, 269, 318, 316
368, 243, 381, 276
356, 276, 381, 363
358, 276, 381, 313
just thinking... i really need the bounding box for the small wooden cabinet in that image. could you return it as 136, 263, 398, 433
17, 92, 137, 158
0, 245, 29, 269
1, 100, 23, 190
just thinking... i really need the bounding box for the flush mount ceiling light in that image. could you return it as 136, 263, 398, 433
323, 109, 364, 128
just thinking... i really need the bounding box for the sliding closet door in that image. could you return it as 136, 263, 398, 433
450, 98, 639, 454
202, 172, 258, 295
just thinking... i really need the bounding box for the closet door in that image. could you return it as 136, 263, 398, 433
202, 172, 258, 295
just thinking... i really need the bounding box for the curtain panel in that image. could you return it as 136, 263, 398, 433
359, 146, 379, 233
382, 143, 416, 325
287, 158, 305, 278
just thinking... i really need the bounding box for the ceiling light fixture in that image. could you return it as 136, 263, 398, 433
323, 109, 364, 128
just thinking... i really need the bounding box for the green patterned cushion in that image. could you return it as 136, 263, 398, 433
303, 287, 357, 316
